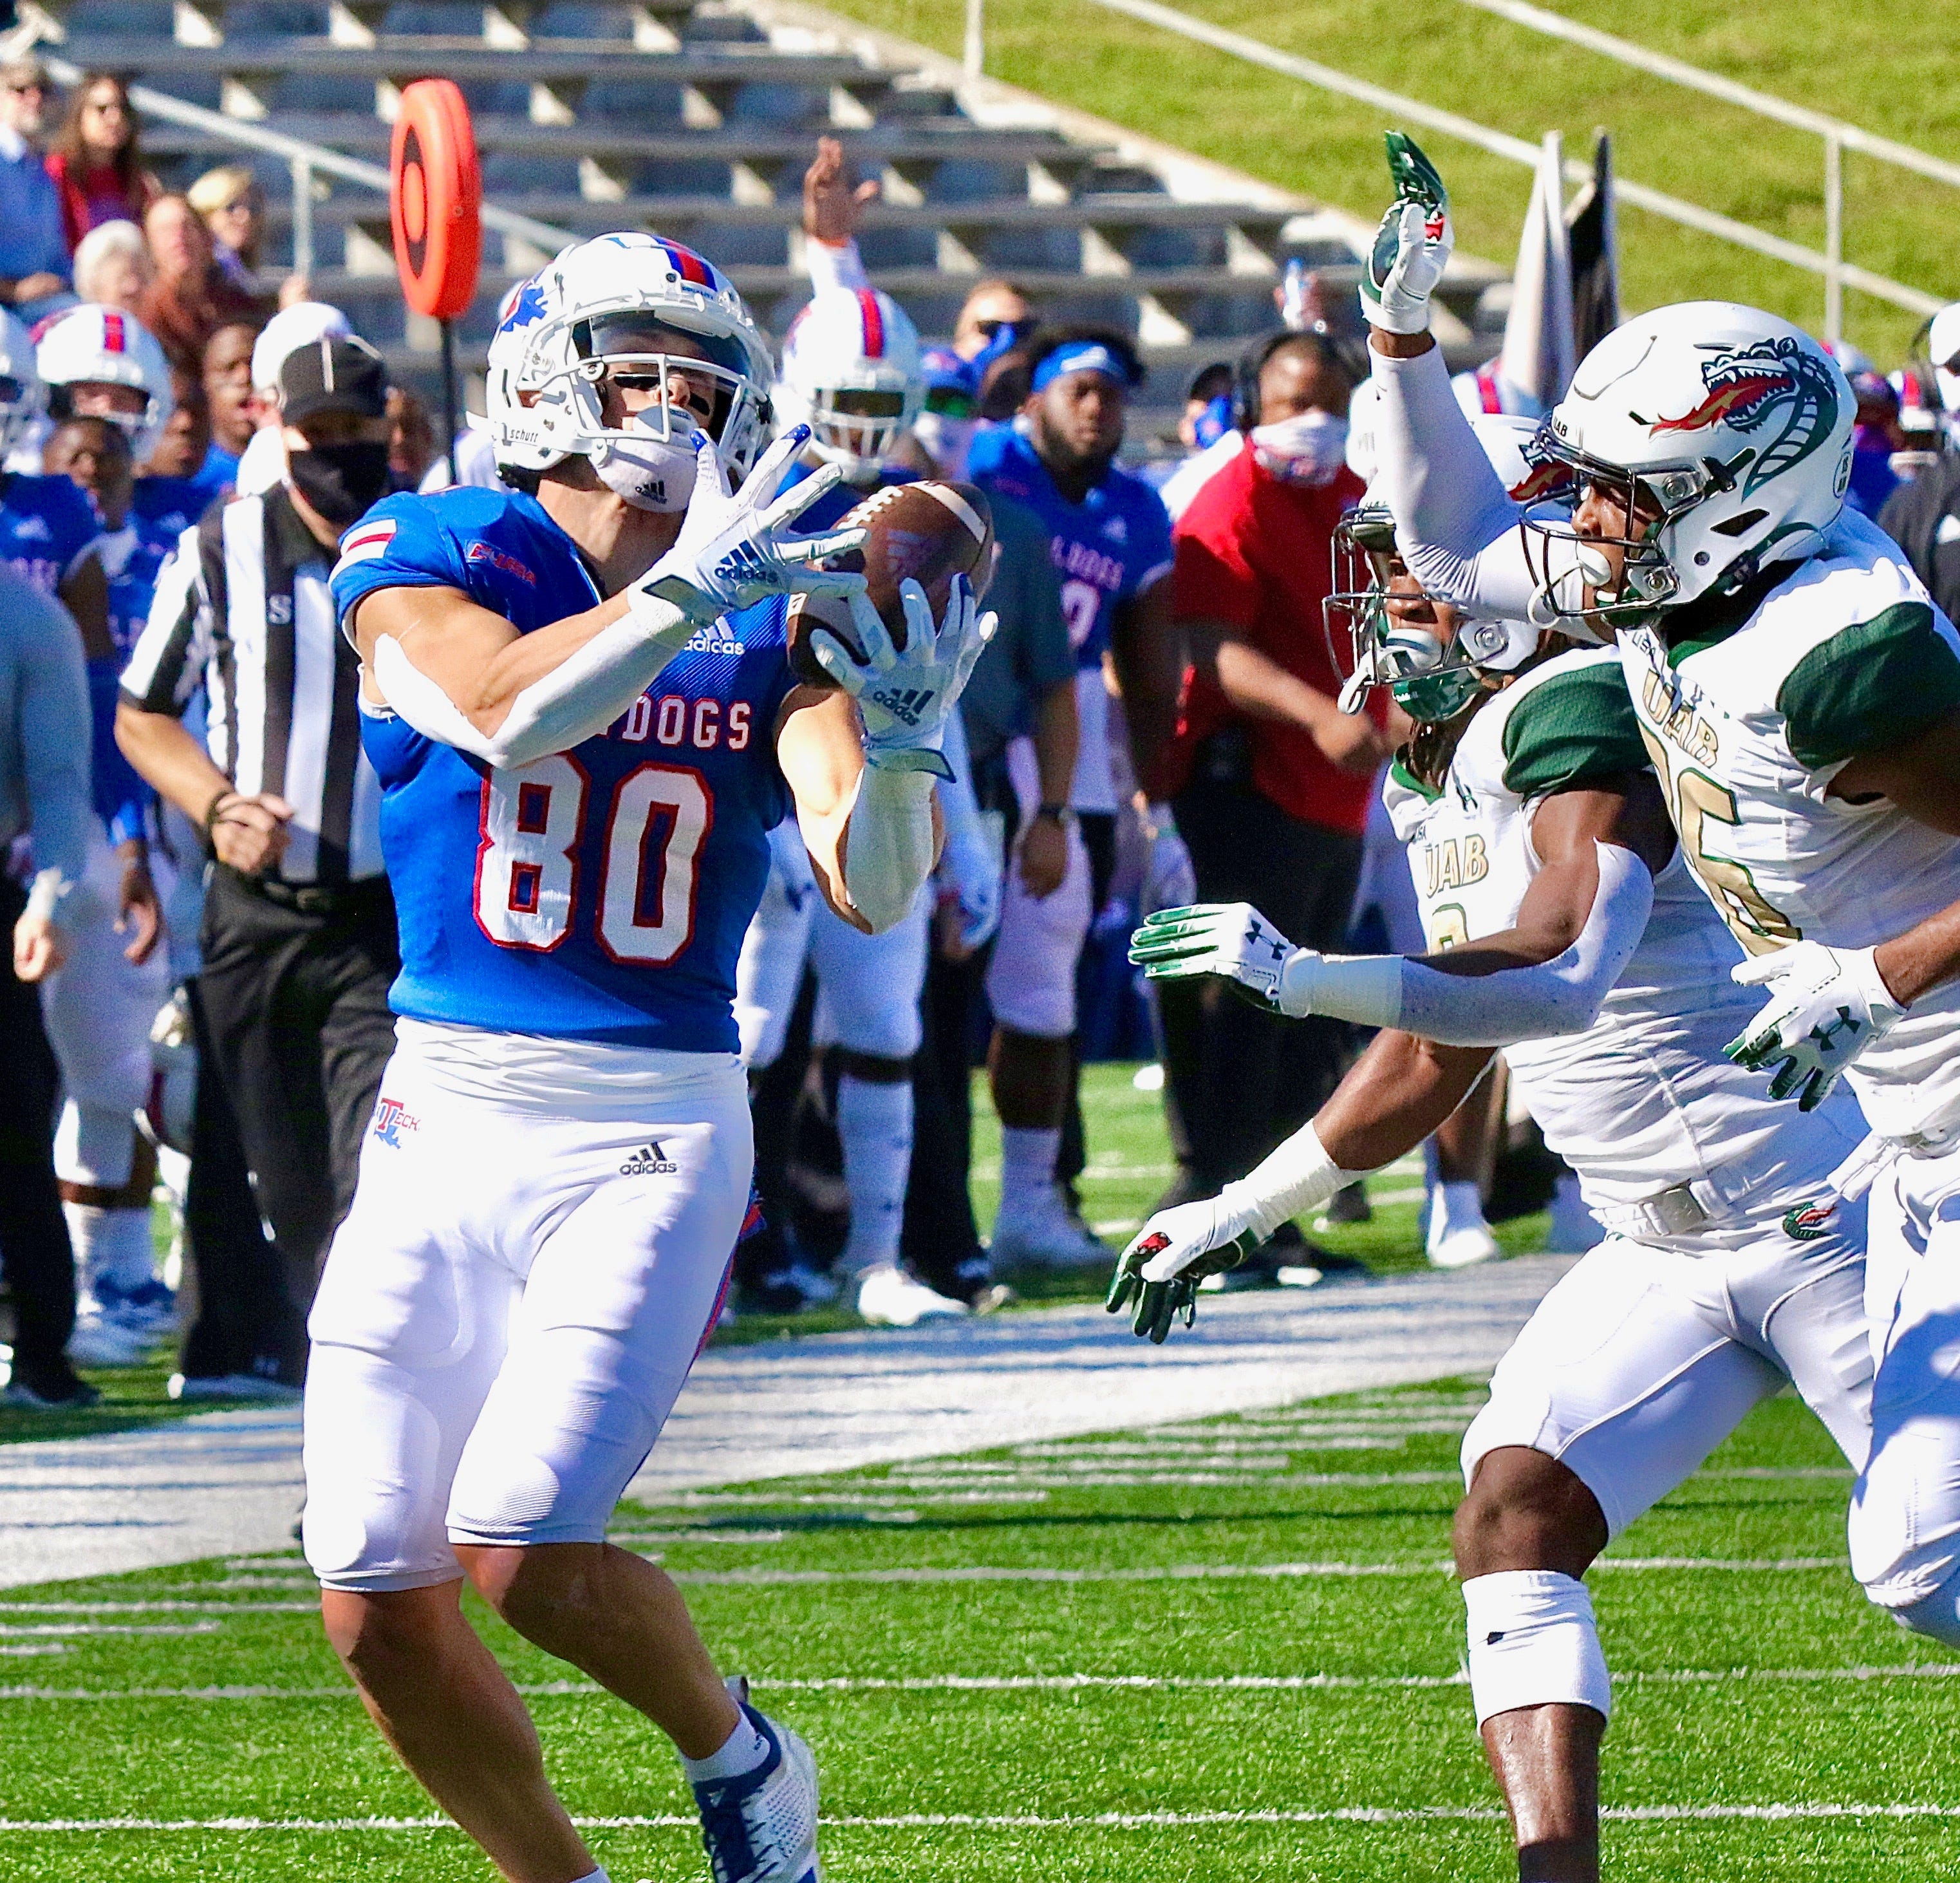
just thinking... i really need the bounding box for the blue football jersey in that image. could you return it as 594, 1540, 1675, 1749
331, 485, 802, 1053
780, 456, 917, 535
130, 474, 207, 544
0, 470, 101, 597
965, 425, 1173, 668
92, 512, 180, 843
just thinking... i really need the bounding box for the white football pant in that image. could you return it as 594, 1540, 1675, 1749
302, 1025, 750, 1591
984, 736, 1091, 1040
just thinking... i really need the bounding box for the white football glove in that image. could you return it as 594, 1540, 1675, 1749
1128, 901, 1304, 1012
938, 812, 1002, 950
810, 574, 996, 781
1106, 1195, 1262, 1344
1725, 941, 1905, 1111
640, 425, 869, 623
1359, 133, 1454, 335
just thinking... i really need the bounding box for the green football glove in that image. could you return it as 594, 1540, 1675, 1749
1106, 1199, 1262, 1344
1360, 130, 1454, 335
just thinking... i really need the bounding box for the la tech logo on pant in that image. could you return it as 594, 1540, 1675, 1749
371, 1097, 420, 1148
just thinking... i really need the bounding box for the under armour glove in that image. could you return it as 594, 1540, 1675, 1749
1130, 902, 1305, 1013
1106, 1196, 1262, 1345
1725, 940, 1905, 1111
640, 426, 869, 623
1359, 131, 1455, 335
809, 574, 995, 781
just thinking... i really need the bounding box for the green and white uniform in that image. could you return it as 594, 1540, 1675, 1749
1385, 647, 1871, 1537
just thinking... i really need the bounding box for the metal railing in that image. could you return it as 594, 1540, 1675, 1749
41, 55, 577, 292
962, 0, 1948, 339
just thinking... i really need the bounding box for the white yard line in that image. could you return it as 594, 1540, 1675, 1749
5, 1803, 1959, 1831
0, 1258, 1574, 1586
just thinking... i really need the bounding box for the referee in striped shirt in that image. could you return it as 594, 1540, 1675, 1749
117, 334, 399, 1346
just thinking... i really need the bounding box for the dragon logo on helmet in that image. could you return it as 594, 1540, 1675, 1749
1645, 337, 1842, 498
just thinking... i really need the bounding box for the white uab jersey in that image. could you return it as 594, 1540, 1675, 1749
1617, 507, 1960, 1141
1383, 645, 1865, 1232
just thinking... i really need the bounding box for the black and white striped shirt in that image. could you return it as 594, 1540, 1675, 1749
121, 486, 383, 885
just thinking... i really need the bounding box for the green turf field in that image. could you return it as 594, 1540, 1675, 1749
0, 1376, 1948, 1879
814, 0, 1957, 364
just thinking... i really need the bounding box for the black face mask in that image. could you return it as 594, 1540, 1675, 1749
288, 440, 392, 529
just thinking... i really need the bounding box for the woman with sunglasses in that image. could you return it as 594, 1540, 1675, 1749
45, 73, 158, 256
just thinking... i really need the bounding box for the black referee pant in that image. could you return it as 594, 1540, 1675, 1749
197, 867, 399, 1329
0, 876, 77, 1382
1162, 773, 1364, 1202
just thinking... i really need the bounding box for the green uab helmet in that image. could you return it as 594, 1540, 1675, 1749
1325, 501, 1484, 723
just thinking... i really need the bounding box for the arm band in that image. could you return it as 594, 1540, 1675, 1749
1280, 841, 1650, 1046
370, 590, 698, 771
1218, 1123, 1369, 1245
841, 762, 937, 933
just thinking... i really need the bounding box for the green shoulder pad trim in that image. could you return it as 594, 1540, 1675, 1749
1388, 754, 1442, 803
1501, 662, 1649, 800
1777, 601, 1960, 771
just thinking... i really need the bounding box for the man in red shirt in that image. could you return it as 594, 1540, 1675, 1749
1161, 330, 1390, 1275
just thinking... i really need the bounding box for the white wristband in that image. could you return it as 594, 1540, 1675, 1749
1277, 952, 1405, 1027
1220, 1123, 1364, 1243
24, 865, 71, 924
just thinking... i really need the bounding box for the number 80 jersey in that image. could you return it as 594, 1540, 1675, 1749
331, 485, 799, 1054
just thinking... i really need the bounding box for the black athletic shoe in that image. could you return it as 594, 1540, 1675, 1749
3, 1365, 101, 1409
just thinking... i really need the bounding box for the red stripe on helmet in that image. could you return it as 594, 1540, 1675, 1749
857, 289, 884, 360
660, 241, 714, 288
103, 311, 126, 353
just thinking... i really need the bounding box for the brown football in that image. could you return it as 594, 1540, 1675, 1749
786, 479, 996, 688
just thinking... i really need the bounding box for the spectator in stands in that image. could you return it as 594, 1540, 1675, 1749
189, 166, 261, 285
0, 565, 95, 1408
138, 193, 265, 375
46, 75, 159, 255
199, 320, 259, 490
72, 218, 151, 314
0, 57, 71, 316
1158, 328, 1387, 1283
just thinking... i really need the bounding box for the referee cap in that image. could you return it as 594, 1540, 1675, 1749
277, 334, 387, 425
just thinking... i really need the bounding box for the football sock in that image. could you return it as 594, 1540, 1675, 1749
568, 1870, 610, 1883
680, 1709, 772, 1783
65, 1203, 158, 1297
836, 1074, 913, 1275
1427, 1180, 1488, 1252
1462, 1569, 1612, 1727
998, 1126, 1062, 1216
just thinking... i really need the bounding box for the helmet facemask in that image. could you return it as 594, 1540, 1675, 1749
805, 385, 910, 474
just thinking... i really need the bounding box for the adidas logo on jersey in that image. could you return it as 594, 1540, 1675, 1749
868, 686, 935, 727
621, 1140, 678, 1176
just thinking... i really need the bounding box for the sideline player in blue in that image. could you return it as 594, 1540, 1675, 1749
315, 232, 991, 1883
963, 327, 1178, 1263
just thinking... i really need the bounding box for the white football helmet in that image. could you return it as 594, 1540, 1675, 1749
0, 309, 45, 458
1330, 415, 1560, 720
775, 286, 922, 474
1526, 302, 1855, 619
486, 232, 774, 500
36, 304, 176, 462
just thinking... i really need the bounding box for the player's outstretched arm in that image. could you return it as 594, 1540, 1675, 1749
1725, 707, 1960, 1109
1131, 776, 1671, 1047
354, 429, 867, 771
1109, 1028, 1495, 1342
779, 574, 994, 933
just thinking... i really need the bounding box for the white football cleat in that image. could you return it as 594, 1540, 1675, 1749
689, 1689, 821, 1883
989, 1188, 1109, 1271
67, 1307, 151, 1368
1426, 1181, 1501, 1270
852, 1262, 969, 1327
1427, 1224, 1503, 1269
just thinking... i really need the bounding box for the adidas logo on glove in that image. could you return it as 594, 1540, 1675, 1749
868, 686, 935, 727
620, 1140, 678, 1176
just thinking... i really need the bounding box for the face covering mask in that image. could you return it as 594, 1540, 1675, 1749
1250, 409, 1350, 487
592, 406, 702, 512
288, 440, 391, 529
915, 409, 976, 480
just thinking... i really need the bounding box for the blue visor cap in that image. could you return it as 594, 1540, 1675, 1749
1031, 341, 1140, 393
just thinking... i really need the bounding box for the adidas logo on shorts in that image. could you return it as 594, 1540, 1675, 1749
620, 1140, 678, 1176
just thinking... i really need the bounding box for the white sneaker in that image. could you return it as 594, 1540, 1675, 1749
1547, 1175, 1605, 1254
689, 1683, 821, 1883
990, 1190, 1109, 1271
852, 1262, 969, 1327
67, 1310, 151, 1368
1427, 1224, 1503, 1269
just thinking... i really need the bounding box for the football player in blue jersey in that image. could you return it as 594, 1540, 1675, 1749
313, 232, 991, 1883
964, 326, 1180, 1266
39, 414, 174, 1354
0, 308, 111, 657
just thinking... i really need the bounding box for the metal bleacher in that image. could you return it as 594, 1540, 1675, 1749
20, 0, 1497, 445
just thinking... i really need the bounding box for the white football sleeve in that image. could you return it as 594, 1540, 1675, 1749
839, 764, 938, 933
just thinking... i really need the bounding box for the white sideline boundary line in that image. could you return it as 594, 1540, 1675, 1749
4, 1664, 1959, 1702
6, 1803, 1960, 1832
